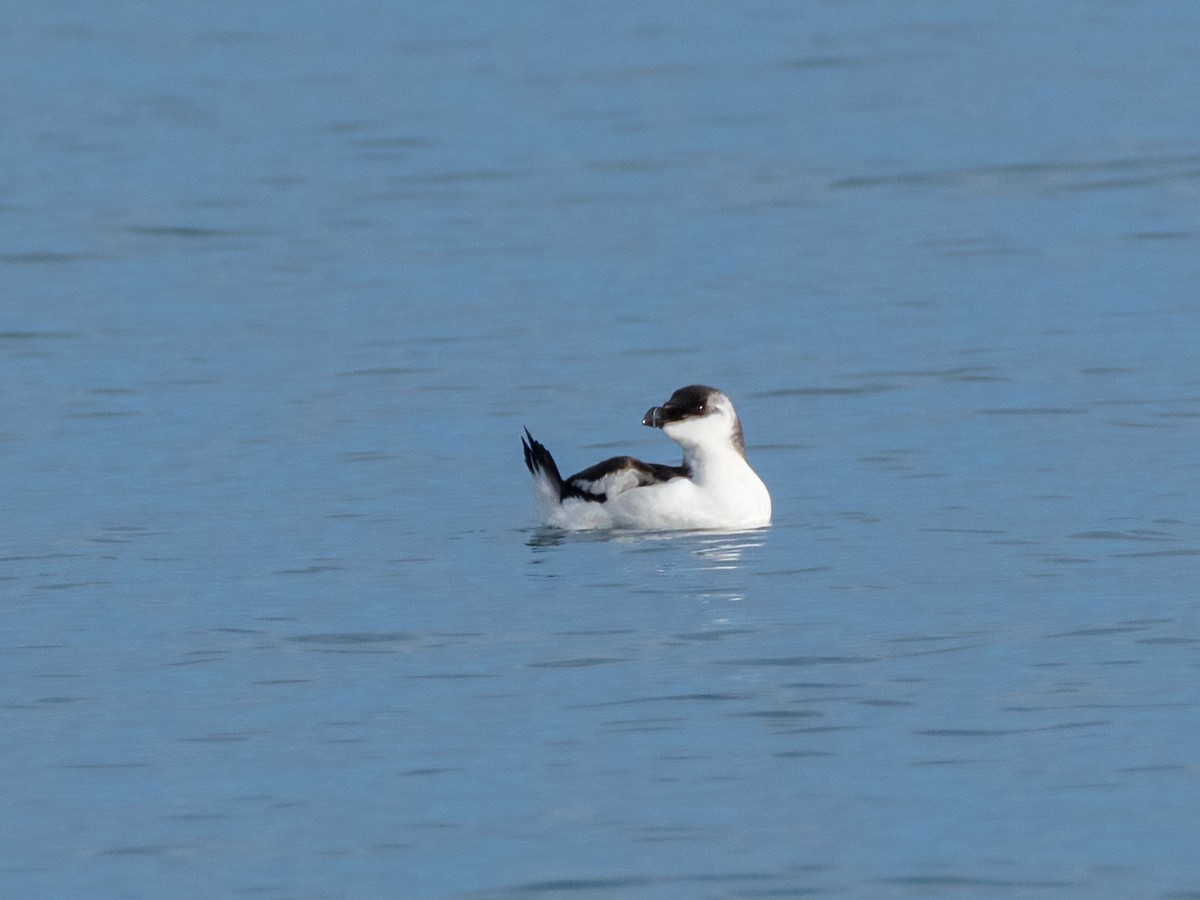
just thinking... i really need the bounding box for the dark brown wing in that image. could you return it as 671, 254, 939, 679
564, 456, 690, 502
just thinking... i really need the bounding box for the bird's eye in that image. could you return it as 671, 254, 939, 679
695, 404, 706, 414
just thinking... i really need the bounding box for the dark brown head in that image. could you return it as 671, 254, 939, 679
642, 385, 746, 457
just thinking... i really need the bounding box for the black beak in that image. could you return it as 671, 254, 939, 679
642, 406, 664, 428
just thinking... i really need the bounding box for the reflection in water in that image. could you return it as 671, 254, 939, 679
524, 528, 765, 615
525, 526, 768, 571
689, 532, 767, 570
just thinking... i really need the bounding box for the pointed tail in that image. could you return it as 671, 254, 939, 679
522, 428, 567, 501
522, 428, 569, 520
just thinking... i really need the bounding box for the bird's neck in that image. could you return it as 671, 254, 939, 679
682, 442, 750, 483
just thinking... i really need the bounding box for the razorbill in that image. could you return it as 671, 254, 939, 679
522, 385, 771, 531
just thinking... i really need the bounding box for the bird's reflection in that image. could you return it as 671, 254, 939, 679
688, 531, 767, 569
525, 526, 767, 570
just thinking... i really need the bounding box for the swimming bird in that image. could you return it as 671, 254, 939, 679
521, 385, 771, 531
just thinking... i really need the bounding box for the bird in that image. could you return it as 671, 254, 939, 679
521, 385, 771, 531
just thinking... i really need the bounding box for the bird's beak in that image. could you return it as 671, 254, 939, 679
642, 406, 664, 428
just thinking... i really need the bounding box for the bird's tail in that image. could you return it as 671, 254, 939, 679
522, 428, 566, 514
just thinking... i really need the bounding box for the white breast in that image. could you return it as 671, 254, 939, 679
607, 459, 771, 530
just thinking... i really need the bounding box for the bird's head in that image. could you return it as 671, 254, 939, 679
642, 384, 745, 457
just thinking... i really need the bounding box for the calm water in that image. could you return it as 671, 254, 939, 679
3, 2, 1200, 898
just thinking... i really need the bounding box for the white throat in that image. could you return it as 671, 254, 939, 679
664, 414, 750, 483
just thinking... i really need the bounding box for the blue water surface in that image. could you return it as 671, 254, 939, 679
2, 2, 1199, 898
